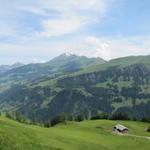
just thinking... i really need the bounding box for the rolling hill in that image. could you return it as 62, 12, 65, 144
0, 117, 150, 150
0, 54, 150, 121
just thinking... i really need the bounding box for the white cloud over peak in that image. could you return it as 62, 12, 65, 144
0, 35, 150, 64
59, 36, 150, 60
84, 37, 110, 58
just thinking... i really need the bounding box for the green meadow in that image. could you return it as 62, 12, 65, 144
0, 117, 150, 150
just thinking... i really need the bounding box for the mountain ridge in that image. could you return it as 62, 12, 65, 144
0, 54, 150, 121
0, 62, 24, 75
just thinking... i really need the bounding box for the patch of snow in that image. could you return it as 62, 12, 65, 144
63, 52, 73, 57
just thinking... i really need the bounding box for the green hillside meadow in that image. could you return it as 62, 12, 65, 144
0, 117, 150, 150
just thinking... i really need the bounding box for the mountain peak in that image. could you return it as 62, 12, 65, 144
11, 62, 24, 68
62, 52, 73, 57
51, 52, 76, 62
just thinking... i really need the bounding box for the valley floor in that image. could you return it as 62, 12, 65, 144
0, 117, 150, 150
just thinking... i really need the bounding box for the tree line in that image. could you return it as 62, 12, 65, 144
3, 111, 150, 128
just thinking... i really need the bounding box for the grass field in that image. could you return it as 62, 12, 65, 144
0, 117, 150, 150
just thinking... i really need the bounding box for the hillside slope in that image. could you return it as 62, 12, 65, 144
0, 117, 150, 150
0, 55, 150, 121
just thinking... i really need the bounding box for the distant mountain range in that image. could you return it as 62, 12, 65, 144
0, 53, 150, 121
0, 63, 24, 75
0, 53, 105, 80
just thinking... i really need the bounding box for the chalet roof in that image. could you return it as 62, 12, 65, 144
114, 124, 128, 131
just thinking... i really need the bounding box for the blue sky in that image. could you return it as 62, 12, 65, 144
0, 0, 150, 64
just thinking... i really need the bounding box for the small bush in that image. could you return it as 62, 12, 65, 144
141, 118, 150, 123
51, 115, 66, 127
75, 114, 85, 122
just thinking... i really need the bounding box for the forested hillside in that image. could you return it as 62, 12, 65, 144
0, 54, 150, 121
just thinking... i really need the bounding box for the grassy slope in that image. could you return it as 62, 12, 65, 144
0, 117, 150, 150
72, 55, 150, 76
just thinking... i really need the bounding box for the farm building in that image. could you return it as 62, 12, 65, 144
146, 127, 150, 132
114, 124, 129, 133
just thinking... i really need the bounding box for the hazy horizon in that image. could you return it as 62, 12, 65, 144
0, 0, 150, 65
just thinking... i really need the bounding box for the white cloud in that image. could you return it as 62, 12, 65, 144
56, 36, 150, 60
76, 36, 150, 60
40, 17, 87, 37
85, 37, 110, 58
1, 0, 150, 64
37, 0, 107, 13
0, 0, 113, 38
0, 35, 150, 64
35, 0, 111, 37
